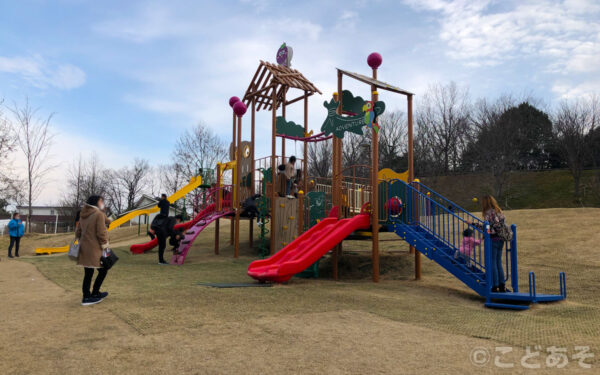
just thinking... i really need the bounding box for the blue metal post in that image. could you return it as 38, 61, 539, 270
510, 224, 518, 293
484, 221, 493, 298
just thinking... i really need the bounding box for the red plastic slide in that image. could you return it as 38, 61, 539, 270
130, 203, 217, 254
247, 207, 371, 283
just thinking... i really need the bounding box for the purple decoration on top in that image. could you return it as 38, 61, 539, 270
233, 101, 247, 117
229, 96, 240, 107
367, 52, 382, 69
276, 43, 293, 67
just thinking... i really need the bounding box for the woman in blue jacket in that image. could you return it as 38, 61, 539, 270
7, 212, 25, 258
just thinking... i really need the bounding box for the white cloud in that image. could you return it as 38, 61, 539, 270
92, 5, 196, 43
552, 79, 600, 98
0, 55, 86, 90
403, 0, 600, 73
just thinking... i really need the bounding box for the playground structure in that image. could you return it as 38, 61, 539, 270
34, 175, 204, 255
123, 48, 567, 309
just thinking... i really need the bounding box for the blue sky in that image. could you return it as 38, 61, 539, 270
1, 0, 599, 203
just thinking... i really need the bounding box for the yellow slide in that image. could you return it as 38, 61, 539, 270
35, 175, 203, 255
108, 175, 202, 230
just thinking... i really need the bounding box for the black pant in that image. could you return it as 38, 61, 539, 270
8, 236, 20, 256
155, 228, 167, 263
82, 267, 108, 298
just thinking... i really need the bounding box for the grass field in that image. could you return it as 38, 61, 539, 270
1, 209, 599, 374
422, 169, 600, 210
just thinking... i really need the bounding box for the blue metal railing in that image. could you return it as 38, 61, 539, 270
388, 179, 487, 276
411, 181, 483, 226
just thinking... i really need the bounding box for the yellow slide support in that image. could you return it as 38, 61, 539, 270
35, 175, 203, 255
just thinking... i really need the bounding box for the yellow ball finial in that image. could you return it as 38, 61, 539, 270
472, 197, 478, 203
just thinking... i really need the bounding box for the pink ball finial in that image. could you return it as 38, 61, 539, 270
367, 52, 382, 69
233, 101, 247, 117
229, 96, 240, 108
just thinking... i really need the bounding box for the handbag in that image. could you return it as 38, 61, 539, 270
100, 248, 119, 270
68, 240, 80, 261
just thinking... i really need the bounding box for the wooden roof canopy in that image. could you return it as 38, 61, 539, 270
243, 60, 321, 112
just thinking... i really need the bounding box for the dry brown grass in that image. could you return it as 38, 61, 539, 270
1, 209, 599, 374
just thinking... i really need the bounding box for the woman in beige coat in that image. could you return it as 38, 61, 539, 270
76, 195, 111, 306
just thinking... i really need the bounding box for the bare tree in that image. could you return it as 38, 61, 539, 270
0, 99, 15, 166
159, 163, 185, 196
172, 122, 227, 180
308, 140, 332, 178
554, 96, 599, 199
342, 132, 368, 176
60, 153, 110, 217
415, 82, 471, 175
11, 99, 55, 231
378, 111, 408, 170
0, 99, 18, 205
103, 170, 126, 216
116, 158, 150, 212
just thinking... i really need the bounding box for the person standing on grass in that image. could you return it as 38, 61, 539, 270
7, 213, 25, 258
467, 195, 508, 293
76, 195, 111, 306
147, 193, 170, 239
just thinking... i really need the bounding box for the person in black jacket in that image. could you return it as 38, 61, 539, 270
148, 194, 170, 240
153, 214, 183, 265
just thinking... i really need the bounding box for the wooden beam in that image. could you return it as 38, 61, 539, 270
270, 88, 277, 254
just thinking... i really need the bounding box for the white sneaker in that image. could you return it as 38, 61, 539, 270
286, 195, 295, 199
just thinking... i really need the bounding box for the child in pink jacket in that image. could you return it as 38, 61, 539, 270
455, 228, 481, 266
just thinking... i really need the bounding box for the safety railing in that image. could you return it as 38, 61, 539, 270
389, 179, 487, 276
411, 181, 483, 226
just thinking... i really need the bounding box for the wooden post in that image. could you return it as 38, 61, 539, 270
303, 93, 308, 192
270, 89, 277, 254
371, 68, 380, 283
215, 163, 221, 255
408, 94, 420, 280
234, 115, 242, 258
250, 98, 256, 248
332, 71, 344, 281
282, 92, 286, 162
230, 112, 236, 245
298, 191, 304, 234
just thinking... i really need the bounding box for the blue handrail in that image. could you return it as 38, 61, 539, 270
411, 181, 483, 225
388, 179, 487, 274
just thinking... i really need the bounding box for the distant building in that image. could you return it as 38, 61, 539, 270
15, 205, 76, 233
16, 205, 74, 223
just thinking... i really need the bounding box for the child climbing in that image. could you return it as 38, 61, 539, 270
455, 228, 481, 267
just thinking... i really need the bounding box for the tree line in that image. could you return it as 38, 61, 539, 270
308, 82, 600, 203
0, 97, 227, 227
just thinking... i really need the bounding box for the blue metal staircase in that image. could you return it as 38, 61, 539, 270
386, 180, 566, 310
